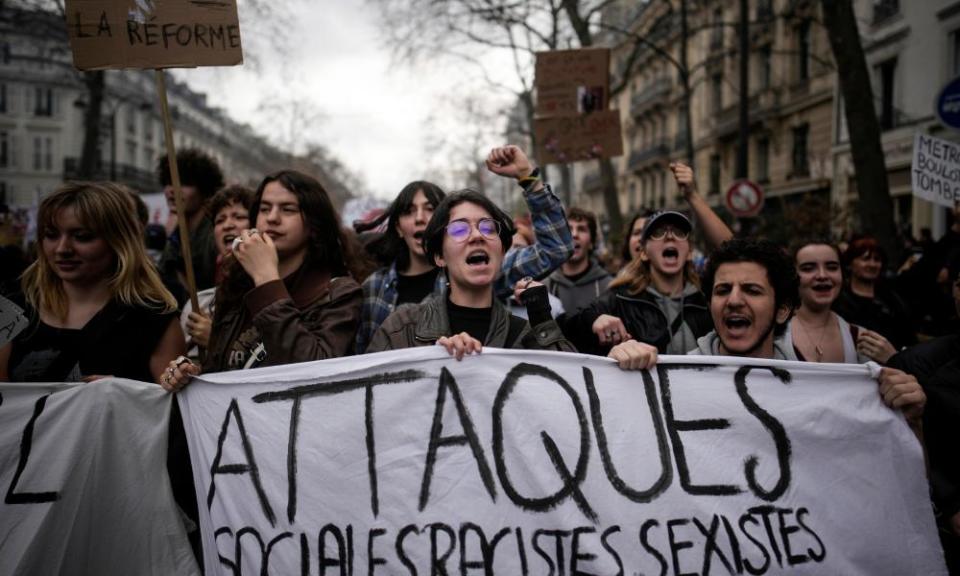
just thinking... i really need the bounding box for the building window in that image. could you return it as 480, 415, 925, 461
675, 109, 689, 151
33, 136, 42, 170
952, 30, 960, 78
792, 124, 809, 176
143, 116, 154, 143
876, 58, 897, 130
2, 43, 10, 65
756, 0, 773, 20
711, 73, 723, 114
0, 84, 6, 114
0, 131, 10, 168
711, 8, 724, 48
44, 137, 53, 171
758, 45, 772, 90
34, 87, 53, 117
873, 0, 899, 24
796, 20, 811, 82
710, 154, 722, 195
126, 140, 137, 165
126, 106, 137, 135
756, 137, 770, 183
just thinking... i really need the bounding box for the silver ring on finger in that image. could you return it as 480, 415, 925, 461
232, 237, 243, 251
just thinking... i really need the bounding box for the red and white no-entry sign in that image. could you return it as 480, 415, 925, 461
725, 179, 764, 217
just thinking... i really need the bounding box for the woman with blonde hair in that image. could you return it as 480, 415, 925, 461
0, 182, 185, 383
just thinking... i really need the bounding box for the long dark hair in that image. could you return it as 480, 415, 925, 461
355, 180, 445, 272
218, 170, 368, 305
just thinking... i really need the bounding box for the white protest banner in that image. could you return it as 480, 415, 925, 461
0, 379, 200, 576
180, 348, 946, 575
913, 132, 960, 208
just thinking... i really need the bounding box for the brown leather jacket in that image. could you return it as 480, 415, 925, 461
366, 294, 575, 353
203, 266, 361, 372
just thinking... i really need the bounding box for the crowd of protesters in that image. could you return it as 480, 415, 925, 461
0, 144, 957, 572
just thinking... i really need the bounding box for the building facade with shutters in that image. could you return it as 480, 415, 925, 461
0, 8, 349, 215
564, 0, 954, 241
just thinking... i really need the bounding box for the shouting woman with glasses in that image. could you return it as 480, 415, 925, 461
565, 209, 713, 356
366, 190, 574, 356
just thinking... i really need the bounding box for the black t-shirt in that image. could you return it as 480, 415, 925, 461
396, 267, 441, 306
447, 299, 492, 342
8, 300, 176, 383
832, 286, 916, 349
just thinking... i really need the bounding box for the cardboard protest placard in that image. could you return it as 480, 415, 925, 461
913, 133, 960, 208
65, 0, 243, 70
0, 294, 29, 347
179, 348, 947, 575
536, 48, 610, 118
534, 110, 624, 165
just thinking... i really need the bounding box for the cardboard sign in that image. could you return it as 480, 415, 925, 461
534, 110, 624, 164
536, 48, 610, 118
913, 133, 960, 208
65, 0, 243, 70
179, 348, 946, 575
0, 294, 29, 347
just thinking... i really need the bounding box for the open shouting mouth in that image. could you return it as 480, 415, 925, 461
662, 246, 680, 265
466, 250, 491, 266
723, 314, 752, 337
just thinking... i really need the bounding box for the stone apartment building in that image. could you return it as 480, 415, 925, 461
0, 7, 349, 216
567, 0, 957, 240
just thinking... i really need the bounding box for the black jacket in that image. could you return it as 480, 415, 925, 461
564, 283, 713, 355
888, 334, 960, 521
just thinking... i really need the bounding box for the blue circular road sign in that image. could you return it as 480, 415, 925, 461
937, 76, 960, 130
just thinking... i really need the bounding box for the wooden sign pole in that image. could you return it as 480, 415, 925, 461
154, 69, 200, 314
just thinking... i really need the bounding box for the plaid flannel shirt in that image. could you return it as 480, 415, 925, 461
356, 264, 447, 354
356, 182, 572, 353
493, 183, 572, 298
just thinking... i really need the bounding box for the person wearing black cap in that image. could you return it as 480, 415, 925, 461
563, 207, 713, 356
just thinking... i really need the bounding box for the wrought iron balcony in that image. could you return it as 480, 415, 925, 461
63, 157, 158, 194
630, 77, 672, 118
628, 139, 670, 171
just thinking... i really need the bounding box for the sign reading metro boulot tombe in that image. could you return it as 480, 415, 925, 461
65, 0, 243, 70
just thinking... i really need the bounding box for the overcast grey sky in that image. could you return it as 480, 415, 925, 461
173, 0, 519, 200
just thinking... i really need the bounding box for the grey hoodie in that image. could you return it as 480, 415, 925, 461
546, 260, 612, 314
687, 330, 798, 360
